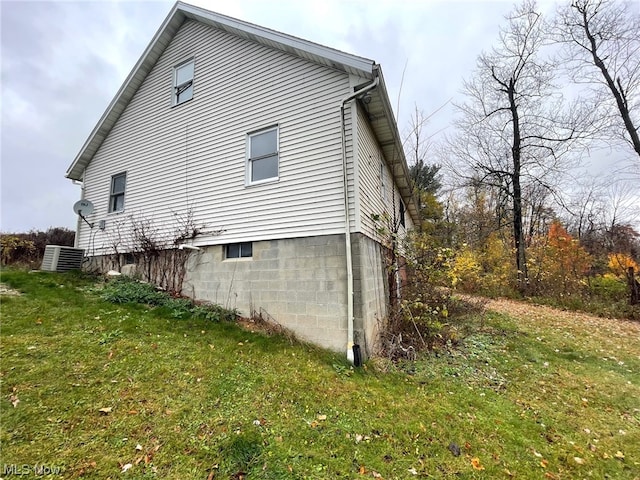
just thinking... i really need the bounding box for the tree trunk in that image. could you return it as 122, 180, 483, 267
508, 78, 528, 292
629, 267, 640, 305
580, 6, 640, 158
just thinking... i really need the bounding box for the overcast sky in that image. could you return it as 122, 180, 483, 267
0, 0, 636, 233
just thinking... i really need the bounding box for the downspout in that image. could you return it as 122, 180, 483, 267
340, 71, 380, 363
72, 177, 84, 249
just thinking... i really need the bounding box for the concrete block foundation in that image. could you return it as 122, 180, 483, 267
183, 233, 389, 355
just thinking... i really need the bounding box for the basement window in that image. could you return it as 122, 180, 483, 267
226, 242, 253, 259
109, 172, 126, 212
173, 59, 194, 105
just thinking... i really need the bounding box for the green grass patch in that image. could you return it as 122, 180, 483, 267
1, 269, 639, 478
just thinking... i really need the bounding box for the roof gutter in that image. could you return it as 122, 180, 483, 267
340, 71, 379, 363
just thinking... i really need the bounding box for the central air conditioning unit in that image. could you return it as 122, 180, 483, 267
41, 245, 85, 272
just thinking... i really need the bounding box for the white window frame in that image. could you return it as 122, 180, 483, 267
109, 172, 127, 213
173, 58, 194, 106
246, 126, 279, 186
225, 242, 253, 260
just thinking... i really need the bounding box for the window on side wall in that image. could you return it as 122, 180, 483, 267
226, 242, 253, 259
380, 161, 387, 201
399, 199, 406, 228
109, 172, 126, 213
247, 126, 279, 184
173, 59, 194, 106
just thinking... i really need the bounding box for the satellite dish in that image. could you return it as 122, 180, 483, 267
73, 199, 94, 216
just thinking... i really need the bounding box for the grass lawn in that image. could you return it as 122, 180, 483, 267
1, 270, 639, 479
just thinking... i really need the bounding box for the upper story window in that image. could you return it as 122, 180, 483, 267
173, 59, 194, 106
247, 126, 279, 185
109, 172, 126, 212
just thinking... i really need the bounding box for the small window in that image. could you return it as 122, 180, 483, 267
226, 242, 253, 259
380, 162, 387, 201
247, 127, 279, 184
173, 59, 194, 105
399, 199, 406, 228
109, 173, 126, 212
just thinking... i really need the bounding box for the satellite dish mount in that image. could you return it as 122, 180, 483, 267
73, 200, 95, 228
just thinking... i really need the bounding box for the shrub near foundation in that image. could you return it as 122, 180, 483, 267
98, 276, 237, 321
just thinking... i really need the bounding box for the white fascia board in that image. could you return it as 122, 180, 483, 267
66, 3, 186, 180
66, 1, 376, 181
177, 2, 375, 76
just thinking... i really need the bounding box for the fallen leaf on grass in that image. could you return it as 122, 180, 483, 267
540, 459, 548, 468
614, 451, 625, 460
573, 457, 584, 465
121, 463, 133, 472
9, 394, 19, 408
471, 458, 485, 470
408, 467, 418, 475
76, 461, 97, 476
98, 407, 112, 414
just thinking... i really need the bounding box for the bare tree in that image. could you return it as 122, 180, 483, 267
553, 0, 640, 160
446, 0, 582, 291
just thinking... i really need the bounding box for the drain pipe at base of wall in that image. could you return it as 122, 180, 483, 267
340, 71, 380, 364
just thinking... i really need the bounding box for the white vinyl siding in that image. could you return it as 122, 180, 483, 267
356, 104, 413, 239
77, 20, 354, 253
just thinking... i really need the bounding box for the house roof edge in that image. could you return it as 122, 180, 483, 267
65, 1, 375, 180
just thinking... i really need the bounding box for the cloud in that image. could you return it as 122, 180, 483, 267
1, 0, 635, 233
0, 1, 165, 232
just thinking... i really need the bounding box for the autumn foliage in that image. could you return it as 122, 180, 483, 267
528, 221, 592, 297
607, 252, 639, 278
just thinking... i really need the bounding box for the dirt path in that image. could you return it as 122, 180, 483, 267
478, 296, 640, 358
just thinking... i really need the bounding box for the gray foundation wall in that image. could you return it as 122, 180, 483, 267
91, 233, 391, 356
183, 234, 351, 352
351, 233, 389, 356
